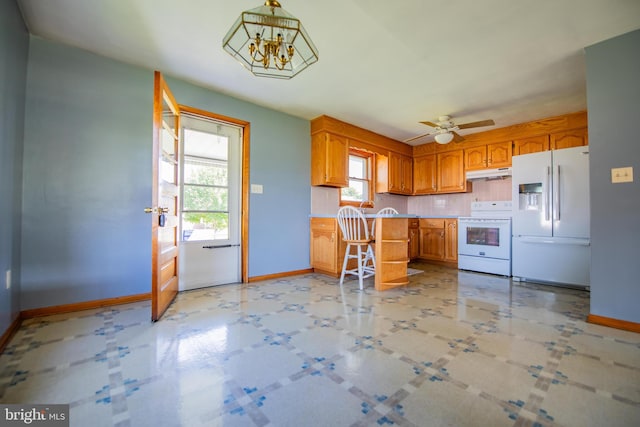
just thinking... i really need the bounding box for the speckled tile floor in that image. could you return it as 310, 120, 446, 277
1, 263, 639, 427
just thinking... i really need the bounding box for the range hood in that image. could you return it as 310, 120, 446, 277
465, 167, 512, 180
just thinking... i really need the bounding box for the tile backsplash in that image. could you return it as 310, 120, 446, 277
407, 178, 512, 216
311, 178, 512, 217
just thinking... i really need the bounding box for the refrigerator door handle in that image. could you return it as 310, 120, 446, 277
544, 166, 551, 221
553, 164, 560, 221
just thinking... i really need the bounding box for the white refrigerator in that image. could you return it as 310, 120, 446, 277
511, 146, 590, 288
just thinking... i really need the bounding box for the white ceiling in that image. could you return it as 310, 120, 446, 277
17, 0, 640, 145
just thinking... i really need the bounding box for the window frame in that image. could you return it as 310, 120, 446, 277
339, 148, 375, 208
180, 127, 232, 242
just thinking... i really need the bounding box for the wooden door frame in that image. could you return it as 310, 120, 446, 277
178, 105, 250, 283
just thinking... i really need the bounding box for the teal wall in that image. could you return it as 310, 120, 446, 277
20, 37, 310, 310
0, 0, 29, 334
585, 30, 640, 323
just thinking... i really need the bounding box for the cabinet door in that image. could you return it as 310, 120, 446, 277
388, 152, 413, 194
550, 128, 588, 150
388, 152, 404, 193
311, 132, 348, 187
444, 219, 458, 262
310, 228, 337, 272
437, 150, 465, 192
513, 135, 549, 156
419, 227, 444, 260
413, 155, 437, 194
408, 224, 419, 260
310, 219, 338, 273
464, 146, 487, 170
487, 141, 512, 168
401, 155, 413, 194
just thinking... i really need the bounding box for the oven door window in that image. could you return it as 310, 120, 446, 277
466, 226, 499, 246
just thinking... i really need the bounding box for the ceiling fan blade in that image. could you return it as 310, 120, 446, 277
419, 120, 439, 128
457, 119, 495, 130
452, 131, 465, 142
403, 132, 433, 143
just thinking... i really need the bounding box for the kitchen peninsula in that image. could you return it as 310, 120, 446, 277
310, 214, 413, 291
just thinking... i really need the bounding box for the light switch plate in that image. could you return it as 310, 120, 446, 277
251, 184, 263, 194
611, 167, 633, 183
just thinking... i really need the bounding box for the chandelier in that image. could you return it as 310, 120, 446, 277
222, 0, 319, 79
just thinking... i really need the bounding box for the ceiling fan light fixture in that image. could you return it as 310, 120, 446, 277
222, 0, 319, 79
434, 132, 454, 144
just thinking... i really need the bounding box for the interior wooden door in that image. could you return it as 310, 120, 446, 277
149, 71, 180, 321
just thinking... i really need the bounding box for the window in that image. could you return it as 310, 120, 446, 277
340, 148, 374, 207
181, 128, 230, 241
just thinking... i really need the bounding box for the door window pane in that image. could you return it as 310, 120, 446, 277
183, 186, 228, 211
182, 212, 229, 241
184, 158, 227, 186
181, 128, 230, 241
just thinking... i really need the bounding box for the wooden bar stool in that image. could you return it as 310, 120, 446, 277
336, 206, 375, 290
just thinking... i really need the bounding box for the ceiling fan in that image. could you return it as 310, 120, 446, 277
404, 115, 495, 144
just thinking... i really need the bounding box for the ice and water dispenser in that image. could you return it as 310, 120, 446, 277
518, 183, 543, 212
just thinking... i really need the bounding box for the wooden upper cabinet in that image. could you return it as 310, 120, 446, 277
437, 149, 466, 193
550, 127, 588, 150
464, 146, 487, 170
513, 135, 550, 156
465, 141, 512, 170
413, 154, 437, 195
378, 152, 413, 195
311, 132, 348, 187
398, 153, 413, 194
487, 141, 512, 168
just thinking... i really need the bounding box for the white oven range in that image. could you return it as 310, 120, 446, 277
458, 201, 512, 276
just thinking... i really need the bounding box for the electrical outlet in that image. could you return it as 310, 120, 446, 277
5, 270, 10, 290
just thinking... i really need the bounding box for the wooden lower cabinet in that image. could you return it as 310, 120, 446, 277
310, 217, 410, 290
310, 217, 371, 276
418, 219, 445, 260
408, 218, 420, 260
418, 218, 458, 264
310, 217, 340, 275
311, 217, 458, 278
444, 219, 458, 262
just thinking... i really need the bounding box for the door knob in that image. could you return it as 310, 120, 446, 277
144, 207, 170, 214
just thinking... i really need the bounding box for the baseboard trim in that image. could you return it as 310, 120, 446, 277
248, 268, 314, 283
587, 314, 640, 333
311, 268, 340, 278
0, 314, 22, 353
20, 293, 151, 319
